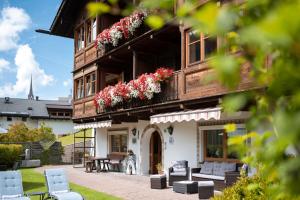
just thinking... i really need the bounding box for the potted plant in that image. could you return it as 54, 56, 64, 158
156, 162, 164, 174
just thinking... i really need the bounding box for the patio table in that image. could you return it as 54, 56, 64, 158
91, 157, 110, 172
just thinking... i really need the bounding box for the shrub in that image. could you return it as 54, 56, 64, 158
0, 122, 56, 143
213, 175, 268, 200
0, 144, 22, 167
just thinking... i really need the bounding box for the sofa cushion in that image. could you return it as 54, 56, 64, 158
170, 171, 187, 176
172, 160, 187, 172
200, 162, 213, 175
222, 162, 236, 173
192, 173, 225, 181
213, 162, 224, 176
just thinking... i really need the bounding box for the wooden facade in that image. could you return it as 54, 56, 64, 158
48, 0, 257, 123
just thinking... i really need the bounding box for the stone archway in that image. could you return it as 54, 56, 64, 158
139, 124, 164, 175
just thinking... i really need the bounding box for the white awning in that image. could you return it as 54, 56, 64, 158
150, 108, 221, 124
74, 120, 112, 130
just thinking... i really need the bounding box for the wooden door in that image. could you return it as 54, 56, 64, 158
149, 131, 162, 174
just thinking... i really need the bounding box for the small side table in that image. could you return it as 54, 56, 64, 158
173, 181, 198, 194
198, 181, 214, 199
150, 174, 167, 189
28, 191, 46, 200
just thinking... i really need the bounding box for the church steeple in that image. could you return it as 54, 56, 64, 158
28, 75, 34, 100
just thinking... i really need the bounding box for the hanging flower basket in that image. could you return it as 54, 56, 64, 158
95, 10, 148, 50
94, 67, 174, 111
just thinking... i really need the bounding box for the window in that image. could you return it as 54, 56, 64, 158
75, 78, 84, 99
109, 133, 128, 153
204, 128, 246, 161
187, 30, 217, 65
86, 21, 92, 45
7, 117, 12, 121
92, 18, 97, 41
85, 72, 96, 96
76, 26, 85, 51
105, 73, 123, 87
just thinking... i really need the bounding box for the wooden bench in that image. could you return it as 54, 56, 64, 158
106, 154, 125, 172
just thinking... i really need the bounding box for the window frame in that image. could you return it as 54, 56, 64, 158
75, 77, 84, 100
200, 124, 246, 162
108, 129, 128, 155
85, 72, 96, 97
186, 30, 218, 67
75, 25, 85, 52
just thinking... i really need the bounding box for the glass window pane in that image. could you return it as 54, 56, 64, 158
92, 19, 97, 41
204, 37, 217, 58
205, 130, 224, 158
227, 128, 247, 159
188, 31, 200, 43
189, 41, 200, 64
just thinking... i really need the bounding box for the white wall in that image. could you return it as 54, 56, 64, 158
160, 121, 198, 173
95, 120, 199, 176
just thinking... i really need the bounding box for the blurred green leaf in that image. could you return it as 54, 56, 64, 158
145, 15, 164, 30
87, 2, 110, 17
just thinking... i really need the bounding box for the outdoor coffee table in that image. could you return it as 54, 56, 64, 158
198, 181, 214, 199
150, 174, 167, 189
173, 181, 198, 194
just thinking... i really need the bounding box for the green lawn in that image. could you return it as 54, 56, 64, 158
58, 129, 92, 146
21, 168, 120, 200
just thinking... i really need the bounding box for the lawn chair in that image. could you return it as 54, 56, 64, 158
0, 171, 30, 200
44, 168, 84, 200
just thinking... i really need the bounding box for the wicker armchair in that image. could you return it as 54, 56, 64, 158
168, 160, 190, 186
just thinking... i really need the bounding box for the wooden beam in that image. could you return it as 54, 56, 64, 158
133, 51, 137, 79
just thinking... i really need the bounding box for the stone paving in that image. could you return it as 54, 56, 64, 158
35, 165, 220, 200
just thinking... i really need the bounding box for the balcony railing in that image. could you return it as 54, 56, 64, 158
98, 71, 180, 113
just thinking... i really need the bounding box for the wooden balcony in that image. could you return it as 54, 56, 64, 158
98, 71, 180, 113
73, 64, 257, 121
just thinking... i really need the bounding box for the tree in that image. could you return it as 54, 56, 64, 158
88, 0, 300, 198
0, 122, 56, 143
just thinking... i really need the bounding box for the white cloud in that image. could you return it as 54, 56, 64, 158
0, 44, 54, 97
0, 58, 9, 72
0, 7, 31, 51
63, 79, 72, 87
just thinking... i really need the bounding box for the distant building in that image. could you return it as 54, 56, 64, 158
0, 77, 74, 135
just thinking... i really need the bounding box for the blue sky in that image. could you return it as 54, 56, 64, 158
0, 0, 73, 100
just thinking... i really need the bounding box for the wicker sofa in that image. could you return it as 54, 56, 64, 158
168, 160, 190, 186
191, 161, 242, 190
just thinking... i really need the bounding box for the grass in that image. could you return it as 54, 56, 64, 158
21, 168, 120, 200
58, 129, 92, 146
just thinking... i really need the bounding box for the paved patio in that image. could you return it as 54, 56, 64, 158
35, 165, 220, 200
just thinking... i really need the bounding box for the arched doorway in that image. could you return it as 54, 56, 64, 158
140, 124, 164, 175
149, 131, 162, 174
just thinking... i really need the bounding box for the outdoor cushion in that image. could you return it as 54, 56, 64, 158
109, 160, 120, 164
200, 162, 214, 175
213, 162, 225, 176
170, 171, 187, 176
222, 162, 236, 173
44, 169, 69, 194
171, 160, 187, 172
198, 181, 214, 187
51, 191, 83, 200
192, 173, 225, 181
0, 171, 24, 198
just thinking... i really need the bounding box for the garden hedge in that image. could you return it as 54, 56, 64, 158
0, 144, 22, 168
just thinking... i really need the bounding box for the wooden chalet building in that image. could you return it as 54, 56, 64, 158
41, 0, 255, 175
